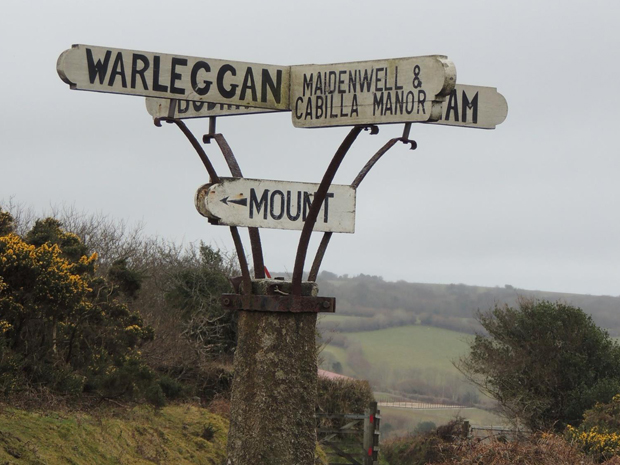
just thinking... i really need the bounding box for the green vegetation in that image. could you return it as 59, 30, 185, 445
458, 299, 620, 431
317, 272, 620, 336
380, 407, 506, 438
321, 324, 479, 407
0, 404, 228, 464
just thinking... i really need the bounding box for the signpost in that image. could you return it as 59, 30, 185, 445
195, 178, 356, 233
57, 44, 290, 110
57, 42, 507, 465
290, 55, 456, 128
146, 83, 508, 130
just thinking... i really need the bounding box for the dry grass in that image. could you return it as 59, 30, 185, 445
434, 434, 596, 465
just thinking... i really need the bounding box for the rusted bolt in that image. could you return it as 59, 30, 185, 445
322, 301, 330, 309
223, 298, 231, 306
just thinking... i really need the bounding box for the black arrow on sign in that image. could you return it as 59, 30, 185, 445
220, 196, 248, 207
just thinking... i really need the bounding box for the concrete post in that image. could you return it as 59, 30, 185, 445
226, 280, 319, 465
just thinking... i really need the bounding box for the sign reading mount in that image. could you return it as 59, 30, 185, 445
195, 178, 356, 233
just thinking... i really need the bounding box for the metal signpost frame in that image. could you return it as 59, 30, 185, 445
154, 110, 417, 310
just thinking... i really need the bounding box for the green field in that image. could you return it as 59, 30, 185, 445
321, 323, 473, 378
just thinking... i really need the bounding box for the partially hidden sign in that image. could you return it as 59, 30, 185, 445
145, 83, 507, 129
289, 56, 456, 128
57, 45, 289, 110
433, 84, 507, 129
145, 98, 275, 119
195, 178, 356, 233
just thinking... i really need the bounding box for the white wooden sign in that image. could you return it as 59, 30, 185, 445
57, 45, 290, 110
145, 82, 507, 129
196, 178, 356, 233
290, 56, 456, 128
431, 84, 507, 129
145, 97, 279, 119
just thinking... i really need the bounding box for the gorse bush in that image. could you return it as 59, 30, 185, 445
0, 210, 159, 403
566, 394, 620, 462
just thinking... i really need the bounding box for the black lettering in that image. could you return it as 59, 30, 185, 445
373, 92, 384, 116
169, 57, 187, 95
338, 70, 346, 94
384, 92, 393, 115
462, 91, 479, 123
315, 73, 323, 95
86, 48, 111, 85
316, 96, 324, 119
217, 65, 238, 99
303, 73, 313, 97
295, 97, 304, 119
405, 91, 415, 114
394, 66, 403, 90
249, 188, 269, 219
348, 70, 357, 93
323, 193, 334, 223
385, 68, 393, 91
152, 56, 168, 92
191, 61, 211, 96
395, 90, 404, 114
192, 101, 205, 111
350, 94, 359, 117
360, 69, 374, 92
375, 67, 384, 92
261, 69, 282, 103
329, 94, 338, 118
327, 71, 337, 94
108, 52, 127, 88
239, 68, 257, 101
302, 192, 313, 220
304, 99, 313, 119
178, 100, 190, 114
131, 54, 149, 90
417, 90, 426, 114
270, 190, 285, 220
445, 89, 459, 121
207, 102, 217, 110
339, 94, 348, 117
286, 191, 302, 221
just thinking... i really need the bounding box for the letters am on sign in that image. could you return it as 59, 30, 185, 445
57, 44, 290, 110
290, 56, 456, 128
195, 178, 357, 233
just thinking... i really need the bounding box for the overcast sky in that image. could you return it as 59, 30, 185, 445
1, 0, 619, 297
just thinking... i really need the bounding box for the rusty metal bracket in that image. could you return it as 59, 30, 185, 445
221, 294, 335, 313
291, 126, 366, 295
306, 123, 418, 283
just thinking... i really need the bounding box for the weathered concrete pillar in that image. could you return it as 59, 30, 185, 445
226, 280, 319, 465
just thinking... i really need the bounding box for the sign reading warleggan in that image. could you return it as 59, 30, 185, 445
57, 45, 289, 110
195, 178, 356, 233
290, 56, 456, 128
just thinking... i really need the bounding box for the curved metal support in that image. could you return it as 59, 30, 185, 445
158, 119, 253, 290
308, 232, 332, 282
307, 123, 417, 281
291, 126, 364, 295
352, 124, 417, 189
210, 133, 266, 280
170, 119, 220, 183
230, 226, 253, 294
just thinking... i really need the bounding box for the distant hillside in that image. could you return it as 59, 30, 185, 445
312, 272, 620, 335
